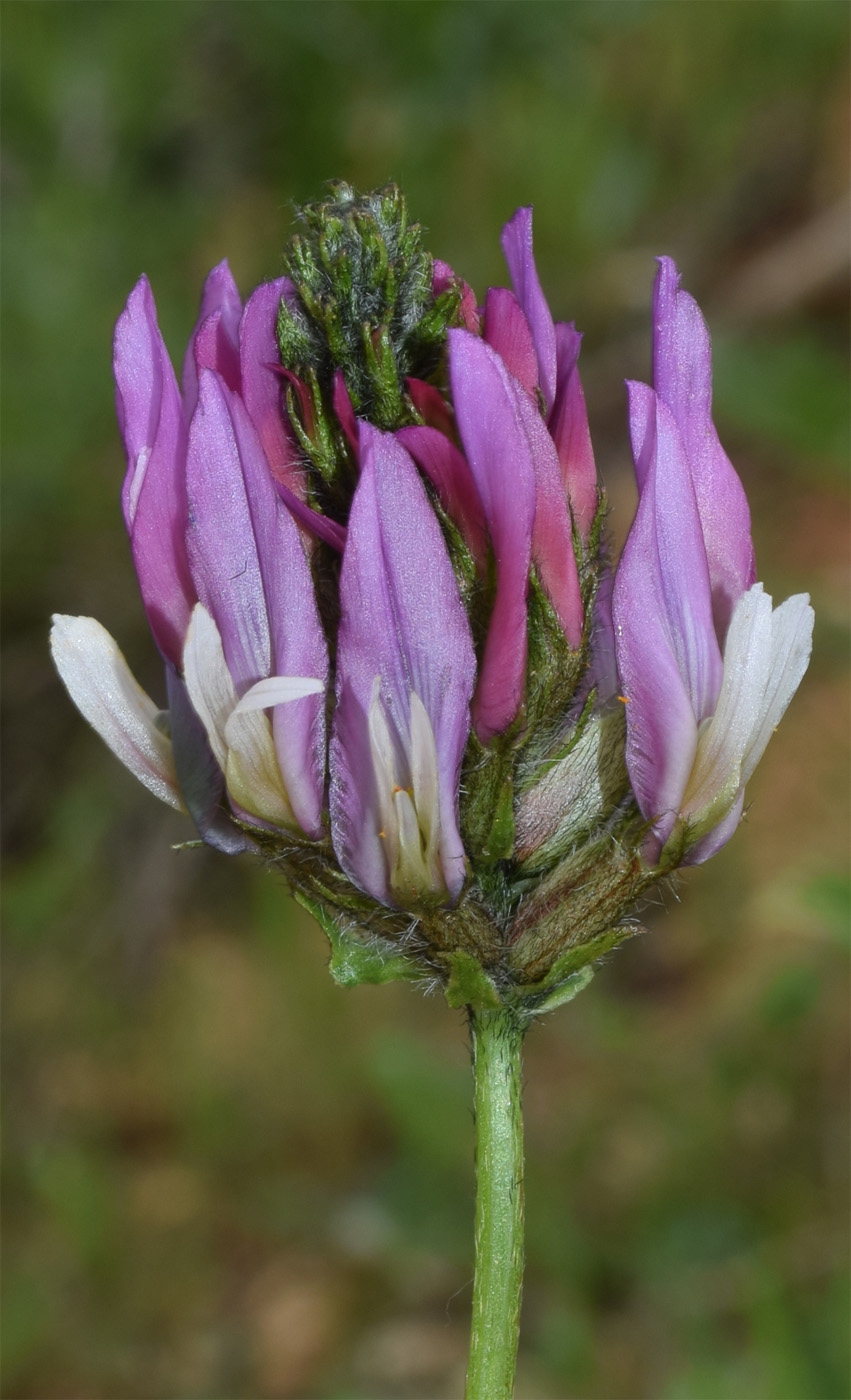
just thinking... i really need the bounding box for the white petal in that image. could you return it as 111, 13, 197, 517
392, 786, 442, 901
682, 584, 773, 825
50, 614, 183, 810
367, 678, 399, 875
741, 592, 814, 785
408, 690, 441, 875
223, 706, 297, 828
183, 604, 301, 829
233, 674, 324, 714
182, 603, 236, 771
682, 584, 814, 838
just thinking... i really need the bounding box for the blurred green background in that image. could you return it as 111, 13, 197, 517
2, 3, 849, 1397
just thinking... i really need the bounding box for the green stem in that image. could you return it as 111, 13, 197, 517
466, 1005, 526, 1400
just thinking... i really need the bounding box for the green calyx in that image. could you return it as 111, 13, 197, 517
441, 950, 596, 1020
294, 891, 423, 988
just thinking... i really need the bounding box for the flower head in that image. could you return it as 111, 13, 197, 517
52, 188, 813, 1012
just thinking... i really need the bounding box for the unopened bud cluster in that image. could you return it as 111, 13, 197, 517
52, 184, 813, 1016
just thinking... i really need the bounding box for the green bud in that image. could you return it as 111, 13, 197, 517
278, 182, 463, 438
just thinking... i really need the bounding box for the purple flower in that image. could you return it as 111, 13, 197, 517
612, 259, 814, 864
114, 275, 194, 668
52, 267, 328, 846
183, 371, 328, 838
330, 424, 476, 906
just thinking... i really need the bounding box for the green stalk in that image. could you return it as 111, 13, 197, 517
465, 1005, 526, 1400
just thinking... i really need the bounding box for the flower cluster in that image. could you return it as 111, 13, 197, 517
52, 185, 813, 1012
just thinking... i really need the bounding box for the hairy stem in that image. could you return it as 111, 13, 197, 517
465, 1005, 526, 1400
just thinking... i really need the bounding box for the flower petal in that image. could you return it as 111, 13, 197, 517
223, 706, 297, 829
482, 287, 539, 398
182, 604, 304, 834
186, 372, 272, 691
741, 591, 814, 785
653, 257, 756, 635
239, 277, 306, 497
500, 206, 557, 410
406, 377, 456, 438
114, 276, 194, 666
683, 790, 745, 866
613, 384, 724, 852
192, 309, 241, 395
681, 584, 814, 838
50, 614, 183, 810
275, 483, 348, 552
681, 582, 775, 833
364, 681, 445, 904
432, 258, 480, 331
181, 259, 242, 418
587, 562, 619, 704
182, 602, 237, 772
627, 383, 723, 726
514, 385, 584, 648
396, 424, 488, 571
548, 323, 598, 541
332, 369, 359, 454
234, 675, 324, 714
409, 689, 442, 873
449, 329, 537, 741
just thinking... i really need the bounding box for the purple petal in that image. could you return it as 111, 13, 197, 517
432, 258, 458, 295
114, 276, 195, 666
406, 377, 456, 438
548, 323, 598, 541
433, 258, 480, 331
332, 370, 359, 454
628, 383, 723, 725
186, 371, 327, 836
514, 388, 584, 648
449, 329, 537, 742
396, 425, 488, 571
243, 464, 328, 840
269, 363, 315, 436
192, 309, 241, 396
182, 260, 242, 419
186, 372, 271, 691
501, 207, 557, 411
276, 481, 348, 553
613, 384, 723, 854
330, 425, 475, 904
240, 277, 306, 497
482, 288, 539, 398
587, 563, 618, 704
653, 257, 756, 635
